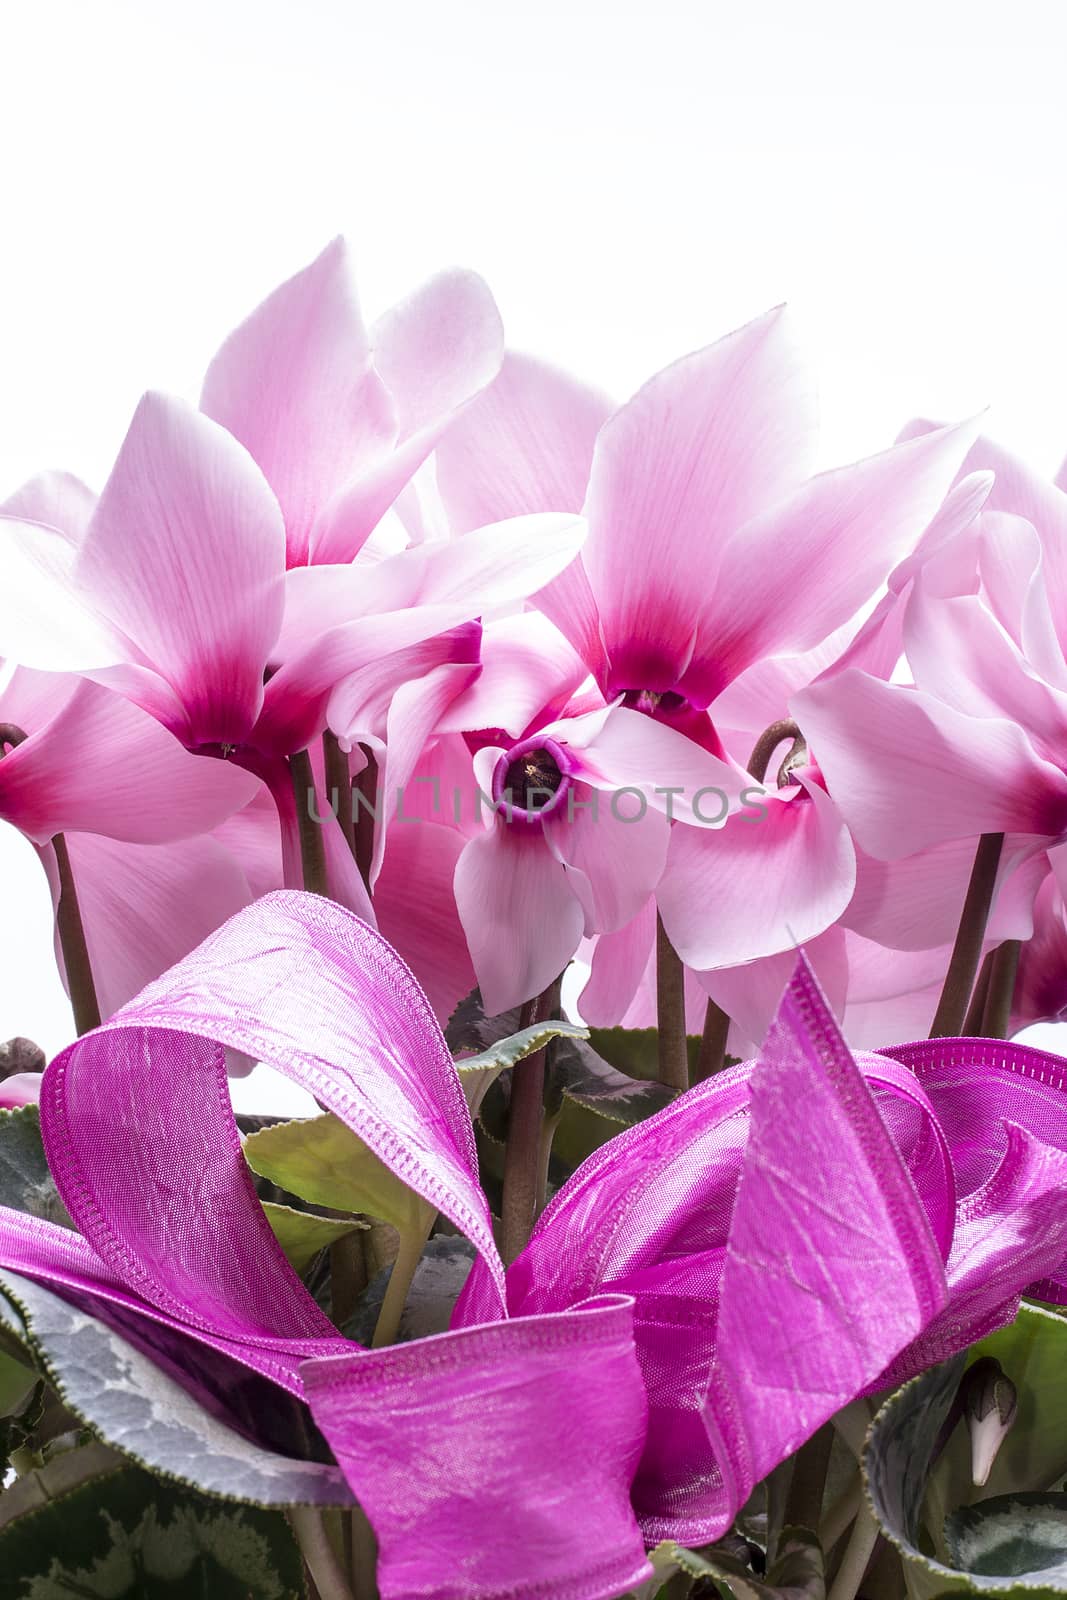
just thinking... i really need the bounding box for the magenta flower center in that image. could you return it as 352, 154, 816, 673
492, 737, 573, 820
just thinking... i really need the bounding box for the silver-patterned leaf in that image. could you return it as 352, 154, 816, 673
0, 1269, 355, 1509
0, 1460, 307, 1598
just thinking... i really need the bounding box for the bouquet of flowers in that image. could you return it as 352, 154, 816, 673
0, 240, 1065, 1600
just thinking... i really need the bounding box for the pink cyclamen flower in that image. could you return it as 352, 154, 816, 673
794, 508, 1067, 877
0, 1073, 41, 1110
0, 393, 584, 914
435, 313, 979, 749
431, 315, 980, 972
452, 702, 747, 1013
201, 236, 505, 568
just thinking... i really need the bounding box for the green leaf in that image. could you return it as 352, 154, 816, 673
883, 1305, 1067, 1593
962, 1305, 1067, 1497
0, 1440, 126, 1531
0, 1269, 354, 1509
621, 1539, 686, 1597
586, 1026, 733, 1084
447, 988, 590, 1115
0, 1462, 307, 1598
244, 1113, 431, 1233
0, 1340, 36, 1420
865, 1357, 968, 1589
261, 1200, 366, 1275
863, 1354, 1067, 1596
548, 1034, 676, 1124
456, 1019, 589, 1115
0, 1105, 73, 1228
444, 986, 513, 1052
672, 1526, 825, 1600
455, 1021, 589, 1076
945, 1495, 1067, 1582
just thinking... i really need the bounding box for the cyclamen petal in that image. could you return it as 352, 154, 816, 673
76, 392, 288, 746
658, 775, 856, 970
583, 305, 816, 694
200, 236, 395, 568
0, 678, 258, 845
793, 670, 1067, 858
453, 824, 586, 1015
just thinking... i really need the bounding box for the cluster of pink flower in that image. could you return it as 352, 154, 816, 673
1, 235, 1065, 1063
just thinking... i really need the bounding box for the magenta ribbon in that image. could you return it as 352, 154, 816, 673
2, 893, 1067, 1597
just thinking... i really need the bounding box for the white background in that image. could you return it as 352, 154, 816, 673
1, 0, 1065, 1084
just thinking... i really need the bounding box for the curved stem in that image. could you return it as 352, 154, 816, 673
929, 832, 1004, 1037
656, 914, 690, 1092
981, 938, 1021, 1040
289, 749, 328, 896
748, 719, 803, 785
694, 996, 730, 1082
52, 835, 101, 1035
289, 1506, 357, 1600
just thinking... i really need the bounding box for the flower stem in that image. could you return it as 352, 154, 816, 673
289, 1507, 357, 1600
784, 1422, 834, 1533
289, 749, 328, 897
962, 950, 994, 1035
929, 832, 1004, 1037
535, 1106, 563, 1215
371, 1205, 435, 1348
826, 1497, 879, 1600
52, 834, 101, 1036
330, 1231, 367, 1330
980, 938, 1021, 1040
323, 732, 355, 855
500, 984, 557, 1264
349, 1506, 380, 1600
656, 914, 690, 1092
694, 996, 730, 1082
748, 719, 804, 785
353, 746, 379, 894
3, 723, 101, 1034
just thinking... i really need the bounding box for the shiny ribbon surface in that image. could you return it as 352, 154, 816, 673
2, 893, 1067, 1596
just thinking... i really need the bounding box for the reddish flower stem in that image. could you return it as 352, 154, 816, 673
288, 749, 328, 897
500, 981, 559, 1265
980, 938, 1021, 1040
656, 914, 690, 1092
962, 951, 993, 1036
53, 834, 102, 1036
352, 746, 379, 895
930, 832, 1004, 1037
2, 723, 100, 1035
695, 996, 731, 1082
323, 732, 355, 856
